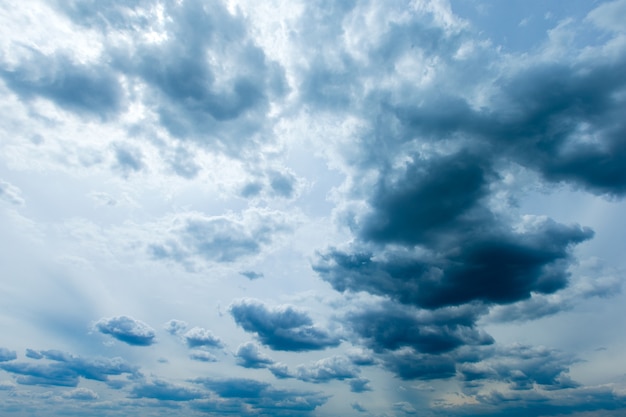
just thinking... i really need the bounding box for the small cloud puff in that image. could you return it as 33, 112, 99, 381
229, 298, 341, 352
184, 327, 223, 349
62, 387, 99, 401
94, 316, 156, 346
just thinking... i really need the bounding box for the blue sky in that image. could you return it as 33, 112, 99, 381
1, 0, 626, 416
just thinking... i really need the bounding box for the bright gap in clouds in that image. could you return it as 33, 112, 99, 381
1, 0, 626, 416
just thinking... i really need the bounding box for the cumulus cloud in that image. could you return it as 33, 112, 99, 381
0, 349, 136, 387
235, 342, 274, 369
183, 327, 223, 349
164, 319, 188, 335
229, 298, 341, 351
458, 344, 579, 391
149, 209, 291, 268
94, 316, 156, 346
189, 351, 217, 363
193, 377, 328, 414
130, 379, 204, 402
295, 356, 359, 383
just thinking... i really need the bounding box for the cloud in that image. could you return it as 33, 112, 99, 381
113, 145, 144, 177
348, 377, 372, 393
0, 180, 24, 206
194, 377, 328, 414
183, 327, 223, 349
0, 50, 124, 119
0, 349, 136, 387
130, 379, 204, 402
381, 348, 457, 381
344, 301, 492, 354
315, 157, 594, 311
229, 298, 341, 351
295, 356, 359, 383
94, 316, 156, 346
149, 209, 291, 267
189, 351, 217, 363
240, 271, 264, 280
0, 348, 17, 362
235, 342, 274, 369
164, 319, 188, 335
61, 0, 286, 152
62, 388, 99, 401
459, 344, 579, 391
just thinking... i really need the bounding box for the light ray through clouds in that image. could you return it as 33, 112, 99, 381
1, 0, 626, 416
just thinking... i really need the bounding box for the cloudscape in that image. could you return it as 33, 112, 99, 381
1, 0, 626, 416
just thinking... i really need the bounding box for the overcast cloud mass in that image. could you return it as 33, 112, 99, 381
1, 0, 626, 416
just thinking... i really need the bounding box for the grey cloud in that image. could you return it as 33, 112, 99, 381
235, 342, 274, 369
229, 298, 341, 351
240, 271, 264, 280
0, 348, 17, 362
268, 363, 293, 379
0, 349, 137, 387
0, 180, 24, 206
344, 302, 493, 354
110, 0, 286, 151
189, 351, 217, 363
130, 379, 204, 402
149, 210, 290, 267
381, 349, 456, 380
183, 327, 223, 349
194, 377, 328, 414
348, 377, 372, 393
295, 356, 359, 383
489, 264, 622, 323
351, 401, 368, 412
62, 388, 99, 401
315, 217, 593, 310
94, 316, 156, 346
458, 344, 579, 391
25, 349, 43, 359
164, 319, 188, 335
0, 50, 124, 118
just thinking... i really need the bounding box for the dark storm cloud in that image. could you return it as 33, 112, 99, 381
315, 217, 592, 310
189, 351, 217, 363
130, 380, 204, 402
381, 349, 457, 380
235, 342, 274, 369
0, 50, 124, 119
0, 347, 17, 362
344, 302, 493, 354
229, 299, 341, 351
94, 316, 156, 346
194, 377, 328, 414
183, 327, 223, 349
149, 210, 290, 267
0, 349, 137, 387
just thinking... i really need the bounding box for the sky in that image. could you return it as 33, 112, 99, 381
0, 0, 626, 416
